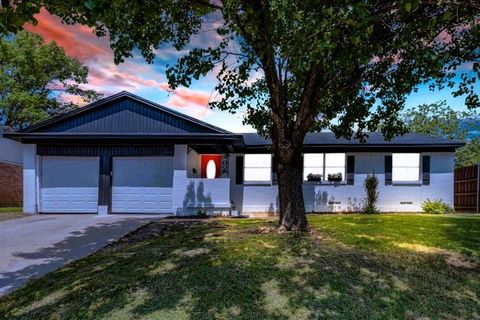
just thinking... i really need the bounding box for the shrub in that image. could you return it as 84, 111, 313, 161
327, 172, 343, 181
196, 208, 207, 217
363, 173, 379, 214
307, 173, 322, 181
421, 199, 454, 214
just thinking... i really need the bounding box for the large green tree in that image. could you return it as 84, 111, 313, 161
0, 31, 100, 129
403, 101, 480, 168
2, 1, 480, 230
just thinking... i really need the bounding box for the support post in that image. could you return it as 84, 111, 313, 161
172, 145, 188, 216
98, 155, 112, 215
23, 144, 38, 214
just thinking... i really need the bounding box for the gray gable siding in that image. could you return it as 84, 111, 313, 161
38, 97, 215, 134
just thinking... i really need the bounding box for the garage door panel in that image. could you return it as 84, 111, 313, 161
112, 158, 173, 213
112, 187, 172, 213
40, 157, 99, 213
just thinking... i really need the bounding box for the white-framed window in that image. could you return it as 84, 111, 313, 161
392, 153, 420, 182
303, 153, 346, 181
244, 154, 272, 182
303, 153, 324, 180
325, 153, 346, 180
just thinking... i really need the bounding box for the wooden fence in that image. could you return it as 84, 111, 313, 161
454, 164, 479, 212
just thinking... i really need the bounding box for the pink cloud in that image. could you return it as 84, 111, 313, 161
169, 89, 210, 107
25, 10, 172, 94
24, 9, 109, 62
60, 94, 89, 106
158, 84, 211, 118
23, 8, 216, 119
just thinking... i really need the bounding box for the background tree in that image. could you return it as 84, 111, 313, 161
402, 101, 478, 141
402, 101, 480, 168
0, 31, 100, 129
2, 1, 480, 230
456, 140, 480, 168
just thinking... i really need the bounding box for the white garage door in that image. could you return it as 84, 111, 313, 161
40, 157, 99, 213
112, 157, 173, 213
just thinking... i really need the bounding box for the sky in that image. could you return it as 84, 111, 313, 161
23, 9, 478, 133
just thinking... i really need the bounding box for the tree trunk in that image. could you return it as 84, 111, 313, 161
276, 153, 308, 231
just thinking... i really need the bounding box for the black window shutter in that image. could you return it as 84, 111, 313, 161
235, 156, 244, 185
301, 154, 304, 179
422, 155, 430, 185
385, 155, 392, 185
271, 155, 277, 183
347, 155, 355, 185
272, 155, 277, 173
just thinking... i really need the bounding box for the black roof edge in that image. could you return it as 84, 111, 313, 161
19, 91, 231, 134
5, 131, 464, 152
3, 132, 244, 146
244, 144, 463, 153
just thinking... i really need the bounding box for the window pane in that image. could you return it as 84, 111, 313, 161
392, 153, 420, 181
244, 168, 271, 181
392, 167, 420, 181
303, 167, 323, 180
304, 153, 323, 167
325, 153, 345, 167
392, 153, 419, 167
324, 154, 345, 180
244, 154, 271, 168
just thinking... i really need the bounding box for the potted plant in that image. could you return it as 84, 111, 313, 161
307, 173, 322, 182
327, 172, 343, 182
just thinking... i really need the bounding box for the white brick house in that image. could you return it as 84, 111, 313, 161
5, 91, 463, 215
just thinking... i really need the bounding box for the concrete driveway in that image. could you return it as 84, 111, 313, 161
0, 214, 164, 296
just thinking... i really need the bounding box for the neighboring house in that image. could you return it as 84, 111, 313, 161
0, 126, 23, 207
5, 91, 464, 215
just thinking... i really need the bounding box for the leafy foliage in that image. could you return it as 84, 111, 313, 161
455, 139, 480, 168
196, 208, 207, 218
363, 173, 379, 214
402, 101, 480, 168
422, 199, 455, 214
0, 31, 100, 129
402, 101, 479, 141
306, 173, 322, 182
327, 172, 342, 181
0, 2, 478, 139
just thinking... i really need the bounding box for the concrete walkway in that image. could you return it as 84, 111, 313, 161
0, 214, 164, 296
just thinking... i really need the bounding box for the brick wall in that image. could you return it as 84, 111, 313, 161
0, 162, 23, 207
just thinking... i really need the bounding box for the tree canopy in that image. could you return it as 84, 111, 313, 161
1, 1, 479, 137
456, 140, 480, 168
403, 101, 479, 141
2, 1, 480, 229
0, 31, 100, 129
402, 101, 480, 168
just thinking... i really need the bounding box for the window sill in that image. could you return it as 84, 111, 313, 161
392, 181, 422, 186
244, 181, 273, 186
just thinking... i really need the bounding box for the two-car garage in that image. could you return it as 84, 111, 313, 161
39, 156, 173, 214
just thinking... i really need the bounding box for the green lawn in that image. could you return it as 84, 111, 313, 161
0, 207, 23, 222
0, 214, 479, 319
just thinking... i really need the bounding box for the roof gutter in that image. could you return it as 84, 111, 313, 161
3, 132, 244, 145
